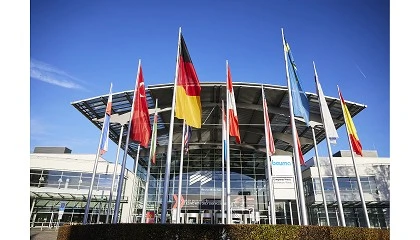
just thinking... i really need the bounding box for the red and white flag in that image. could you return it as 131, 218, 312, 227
172, 194, 185, 209
262, 86, 275, 156
226, 63, 241, 144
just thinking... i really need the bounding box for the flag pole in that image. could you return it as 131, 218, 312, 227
128, 145, 141, 223
221, 100, 226, 224
141, 99, 158, 223
288, 201, 293, 225
161, 27, 182, 223
113, 60, 142, 223
344, 121, 371, 227
291, 151, 302, 225
310, 124, 330, 226
83, 82, 113, 225
313, 62, 345, 225
338, 85, 371, 228
176, 120, 187, 223
262, 85, 276, 225
324, 124, 346, 226
225, 60, 232, 224
106, 123, 125, 224
281, 28, 309, 225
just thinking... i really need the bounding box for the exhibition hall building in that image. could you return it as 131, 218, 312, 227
29, 82, 390, 228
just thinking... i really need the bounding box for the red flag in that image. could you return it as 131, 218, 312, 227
175, 33, 202, 129
296, 131, 305, 166
130, 63, 151, 148
226, 63, 241, 144
262, 86, 275, 156
291, 123, 305, 166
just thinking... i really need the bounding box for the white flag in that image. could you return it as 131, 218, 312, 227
313, 62, 339, 144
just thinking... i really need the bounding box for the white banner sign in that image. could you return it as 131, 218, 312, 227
271, 156, 296, 200
271, 155, 294, 177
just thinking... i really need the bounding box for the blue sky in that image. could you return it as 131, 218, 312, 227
29, 0, 390, 168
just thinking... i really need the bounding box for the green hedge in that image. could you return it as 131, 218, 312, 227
57, 223, 389, 240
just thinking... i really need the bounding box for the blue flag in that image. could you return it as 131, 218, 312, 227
285, 42, 310, 126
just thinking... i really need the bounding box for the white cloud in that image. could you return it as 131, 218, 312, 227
30, 58, 86, 90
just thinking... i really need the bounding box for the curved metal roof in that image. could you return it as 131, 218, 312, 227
71, 82, 366, 168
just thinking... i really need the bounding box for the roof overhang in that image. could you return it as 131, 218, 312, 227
71, 82, 366, 168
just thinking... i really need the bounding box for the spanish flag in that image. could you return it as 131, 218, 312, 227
338, 87, 363, 156
175, 33, 202, 128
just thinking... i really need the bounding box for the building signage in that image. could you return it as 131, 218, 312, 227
200, 187, 222, 195
273, 176, 296, 200
271, 155, 296, 200
271, 155, 294, 177
189, 171, 212, 186
272, 161, 292, 166
179, 195, 221, 210
273, 177, 295, 188
171, 194, 256, 210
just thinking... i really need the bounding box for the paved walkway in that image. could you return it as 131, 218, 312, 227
30, 228, 59, 240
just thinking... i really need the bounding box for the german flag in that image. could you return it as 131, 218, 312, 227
175, 34, 202, 128
338, 88, 363, 156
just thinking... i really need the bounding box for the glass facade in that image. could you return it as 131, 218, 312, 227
303, 176, 389, 228
137, 148, 275, 224
29, 152, 389, 228
30, 169, 119, 191
30, 169, 123, 227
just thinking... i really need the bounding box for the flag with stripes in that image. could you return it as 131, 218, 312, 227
184, 124, 192, 154
150, 100, 159, 164
338, 87, 363, 156
296, 130, 305, 166
100, 83, 112, 155
262, 86, 275, 156
226, 63, 241, 144
175, 33, 202, 129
